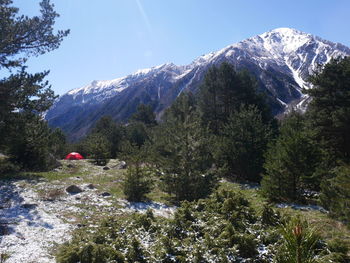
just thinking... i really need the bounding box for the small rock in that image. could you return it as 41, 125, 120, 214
21, 203, 37, 209
114, 161, 127, 169
75, 196, 81, 200
113, 179, 123, 183
0, 204, 9, 209
103, 166, 110, 170
66, 185, 83, 194
0, 198, 11, 209
77, 223, 87, 228
86, 183, 95, 189
0, 224, 10, 236
100, 192, 111, 197
67, 164, 75, 168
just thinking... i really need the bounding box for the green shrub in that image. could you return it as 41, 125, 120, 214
261, 203, 280, 227
122, 164, 153, 202
326, 239, 350, 263
0, 158, 20, 177
236, 233, 258, 258
0, 253, 10, 263
56, 189, 332, 263
320, 165, 350, 225
275, 216, 320, 263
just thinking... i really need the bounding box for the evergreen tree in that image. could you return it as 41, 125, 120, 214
130, 104, 157, 127
215, 104, 272, 182
0, 0, 69, 170
49, 128, 67, 159
90, 116, 124, 158
0, 0, 69, 69
275, 217, 320, 263
0, 0, 69, 124
198, 62, 271, 134
86, 134, 110, 166
122, 152, 153, 202
7, 114, 53, 171
125, 122, 149, 149
304, 57, 350, 163
153, 93, 217, 202
163, 91, 197, 123
123, 164, 153, 202
320, 165, 350, 224
121, 104, 157, 150
261, 112, 321, 202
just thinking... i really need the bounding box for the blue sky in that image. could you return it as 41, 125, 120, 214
11, 0, 350, 95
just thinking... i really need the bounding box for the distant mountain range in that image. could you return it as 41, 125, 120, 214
45, 28, 350, 141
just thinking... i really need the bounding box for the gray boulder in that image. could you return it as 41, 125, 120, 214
115, 161, 127, 169
66, 185, 83, 194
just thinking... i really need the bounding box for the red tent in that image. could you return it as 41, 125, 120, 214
65, 152, 84, 160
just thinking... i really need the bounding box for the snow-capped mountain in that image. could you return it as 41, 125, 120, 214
46, 28, 350, 141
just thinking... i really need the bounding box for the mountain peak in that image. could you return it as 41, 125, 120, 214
255, 27, 312, 55
269, 27, 306, 35
47, 28, 350, 141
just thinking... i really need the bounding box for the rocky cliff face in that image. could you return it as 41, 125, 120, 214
45, 28, 350, 141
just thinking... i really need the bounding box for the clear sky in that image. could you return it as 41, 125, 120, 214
10, 0, 350, 95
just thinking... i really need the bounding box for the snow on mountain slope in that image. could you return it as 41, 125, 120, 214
62, 28, 348, 103
46, 28, 350, 140
65, 63, 183, 104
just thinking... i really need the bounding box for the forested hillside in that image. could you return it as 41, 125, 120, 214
1, 1, 350, 262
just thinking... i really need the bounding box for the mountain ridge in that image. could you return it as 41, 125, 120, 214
46, 28, 350, 141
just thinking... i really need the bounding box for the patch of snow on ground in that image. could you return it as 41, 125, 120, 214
0, 176, 176, 262
0, 181, 73, 263
276, 203, 328, 213
119, 200, 176, 218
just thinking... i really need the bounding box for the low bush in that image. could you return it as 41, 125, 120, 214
320, 165, 350, 225
122, 164, 153, 202
0, 158, 20, 177
56, 189, 341, 263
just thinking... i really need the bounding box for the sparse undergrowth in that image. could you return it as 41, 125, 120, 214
56, 189, 349, 263
1, 159, 349, 262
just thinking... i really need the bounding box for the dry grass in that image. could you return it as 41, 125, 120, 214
38, 188, 65, 201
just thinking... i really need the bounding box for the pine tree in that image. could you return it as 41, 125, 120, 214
90, 116, 124, 158
7, 114, 52, 171
153, 93, 217, 202
125, 122, 149, 148
275, 217, 320, 263
305, 57, 350, 163
49, 128, 67, 159
86, 134, 110, 166
130, 104, 157, 127
162, 91, 197, 123
0, 0, 69, 170
320, 165, 350, 224
0, 0, 69, 123
216, 104, 272, 182
198, 62, 272, 134
122, 157, 153, 202
261, 112, 321, 202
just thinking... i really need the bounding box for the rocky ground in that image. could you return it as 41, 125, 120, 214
0, 160, 175, 263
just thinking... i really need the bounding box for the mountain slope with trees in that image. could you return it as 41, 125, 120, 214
45, 28, 350, 141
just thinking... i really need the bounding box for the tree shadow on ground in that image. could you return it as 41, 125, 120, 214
0, 179, 54, 244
